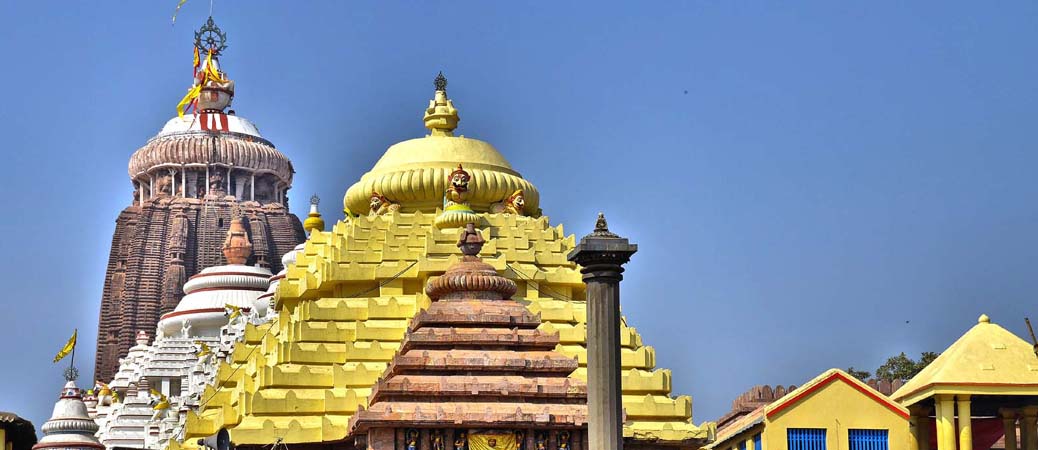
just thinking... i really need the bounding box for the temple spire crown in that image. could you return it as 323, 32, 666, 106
303, 194, 326, 234
424, 71, 459, 136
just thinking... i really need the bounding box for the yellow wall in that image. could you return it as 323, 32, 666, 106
765, 380, 909, 450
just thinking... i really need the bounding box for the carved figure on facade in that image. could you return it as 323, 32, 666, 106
149, 389, 171, 422
490, 189, 526, 215
156, 173, 173, 196
368, 191, 400, 217
209, 169, 225, 195
405, 429, 419, 450
558, 431, 570, 449
443, 164, 472, 209
454, 431, 467, 450
535, 432, 548, 450
431, 430, 445, 450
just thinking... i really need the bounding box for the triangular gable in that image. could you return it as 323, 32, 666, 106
765, 369, 908, 420
892, 315, 1038, 405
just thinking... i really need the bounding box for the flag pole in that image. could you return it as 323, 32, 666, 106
69, 328, 77, 373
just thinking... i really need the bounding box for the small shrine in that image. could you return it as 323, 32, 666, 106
347, 223, 588, 450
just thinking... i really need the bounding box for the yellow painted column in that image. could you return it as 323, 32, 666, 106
1022, 406, 1038, 450
935, 399, 946, 450
746, 436, 756, 450
1001, 408, 1018, 450
937, 395, 958, 450
957, 395, 972, 450
910, 405, 932, 450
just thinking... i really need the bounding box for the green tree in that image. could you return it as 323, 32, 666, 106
874, 352, 939, 382
845, 367, 872, 381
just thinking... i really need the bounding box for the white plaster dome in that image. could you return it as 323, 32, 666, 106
33, 382, 103, 450
157, 264, 271, 337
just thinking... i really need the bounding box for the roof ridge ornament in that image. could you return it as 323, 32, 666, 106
195, 16, 228, 55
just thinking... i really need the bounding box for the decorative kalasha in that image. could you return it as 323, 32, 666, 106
346, 223, 588, 449
490, 189, 526, 215
93, 15, 305, 383
369, 191, 401, 216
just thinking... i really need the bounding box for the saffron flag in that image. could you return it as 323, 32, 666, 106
53, 329, 77, 363
177, 84, 202, 118
468, 433, 517, 450
172, 0, 188, 26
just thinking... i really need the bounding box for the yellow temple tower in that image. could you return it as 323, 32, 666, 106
178, 74, 713, 450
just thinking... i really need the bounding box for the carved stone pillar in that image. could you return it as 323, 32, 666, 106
1022, 406, 1038, 450
567, 213, 637, 450
1002, 409, 1019, 450
250, 172, 255, 201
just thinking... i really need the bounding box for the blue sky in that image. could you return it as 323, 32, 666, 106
1, 1, 1037, 433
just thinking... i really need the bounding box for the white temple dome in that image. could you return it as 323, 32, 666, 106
157, 264, 271, 337
33, 381, 103, 450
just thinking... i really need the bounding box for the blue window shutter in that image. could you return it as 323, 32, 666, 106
849, 429, 888, 450
787, 428, 826, 450
754, 433, 762, 450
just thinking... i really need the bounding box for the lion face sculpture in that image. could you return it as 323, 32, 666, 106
449, 164, 470, 193
509, 190, 525, 211
370, 191, 385, 212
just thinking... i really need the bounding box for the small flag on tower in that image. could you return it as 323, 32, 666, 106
53, 329, 77, 363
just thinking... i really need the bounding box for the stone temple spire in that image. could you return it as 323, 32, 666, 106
423, 71, 459, 136
93, 14, 305, 383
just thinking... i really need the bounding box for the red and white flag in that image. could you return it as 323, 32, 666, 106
200, 112, 229, 132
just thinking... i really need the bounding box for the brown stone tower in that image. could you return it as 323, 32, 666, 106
93, 17, 305, 382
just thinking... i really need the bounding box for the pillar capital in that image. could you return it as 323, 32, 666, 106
1023, 406, 1038, 418
567, 213, 638, 282
957, 394, 971, 402
909, 404, 933, 417
1002, 408, 1020, 419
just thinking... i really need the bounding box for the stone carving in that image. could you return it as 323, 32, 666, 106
209, 170, 225, 195
443, 164, 471, 210
405, 429, 419, 450
148, 389, 170, 422
368, 191, 400, 216
431, 430, 445, 450
490, 189, 526, 215
558, 431, 570, 449
535, 432, 548, 450
156, 173, 173, 196
454, 431, 467, 450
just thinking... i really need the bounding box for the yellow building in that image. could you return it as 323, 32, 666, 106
709, 369, 910, 450
892, 314, 1038, 450
176, 76, 713, 449
0, 413, 35, 450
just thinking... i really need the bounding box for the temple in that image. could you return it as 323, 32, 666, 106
176, 74, 712, 450
93, 17, 306, 382
87, 199, 328, 450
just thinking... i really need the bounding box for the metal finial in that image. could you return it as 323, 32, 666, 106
591, 212, 619, 238
434, 71, 448, 92
310, 194, 320, 206
194, 16, 228, 54
64, 366, 79, 382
